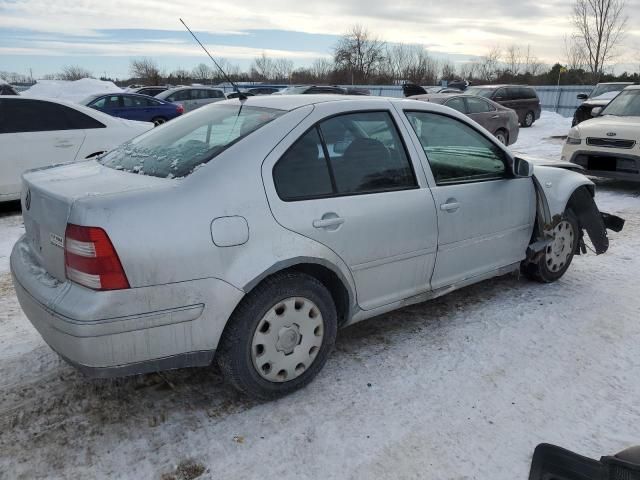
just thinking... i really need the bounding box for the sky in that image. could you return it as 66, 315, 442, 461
0, 0, 639, 80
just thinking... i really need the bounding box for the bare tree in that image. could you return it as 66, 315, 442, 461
503, 45, 523, 75
57, 65, 92, 81
523, 45, 544, 75
170, 69, 190, 84
130, 58, 163, 85
334, 25, 386, 84
251, 53, 275, 81
572, 0, 628, 81
310, 58, 333, 83
474, 46, 501, 82
564, 34, 588, 71
273, 58, 294, 82
440, 61, 456, 80
192, 63, 213, 82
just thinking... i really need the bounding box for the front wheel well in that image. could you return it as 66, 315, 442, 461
84, 151, 105, 159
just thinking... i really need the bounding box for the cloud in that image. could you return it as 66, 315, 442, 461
0, 0, 637, 75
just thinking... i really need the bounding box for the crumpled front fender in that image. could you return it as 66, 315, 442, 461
530, 165, 624, 257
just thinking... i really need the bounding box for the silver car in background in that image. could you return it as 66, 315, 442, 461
11, 95, 620, 399
410, 93, 520, 145
156, 86, 226, 112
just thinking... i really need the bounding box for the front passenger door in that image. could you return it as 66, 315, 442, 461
404, 111, 535, 289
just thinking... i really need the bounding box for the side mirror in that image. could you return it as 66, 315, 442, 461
591, 106, 603, 117
577, 93, 588, 100
512, 156, 533, 177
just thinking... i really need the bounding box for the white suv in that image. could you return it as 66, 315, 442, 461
562, 85, 640, 181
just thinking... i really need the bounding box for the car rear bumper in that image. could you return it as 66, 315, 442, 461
10, 236, 245, 378
563, 147, 640, 181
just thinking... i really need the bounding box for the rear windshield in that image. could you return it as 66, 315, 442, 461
99, 104, 284, 178
465, 87, 493, 98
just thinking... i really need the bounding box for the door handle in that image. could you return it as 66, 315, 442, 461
313, 217, 345, 229
440, 201, 460, 212
54, 141, 73, 148
491, 115, 500, 119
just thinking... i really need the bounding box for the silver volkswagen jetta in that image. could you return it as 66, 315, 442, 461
11, 95, 620, 399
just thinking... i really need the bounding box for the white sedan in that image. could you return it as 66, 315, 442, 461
0, 96, 153, 201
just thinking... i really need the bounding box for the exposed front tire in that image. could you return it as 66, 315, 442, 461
524, 210, 579, 283
522, 111, 535, 128
152, 116, 167, 126
217, 272, 337, 400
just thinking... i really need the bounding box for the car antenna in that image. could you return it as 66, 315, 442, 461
179, 18, 247, 101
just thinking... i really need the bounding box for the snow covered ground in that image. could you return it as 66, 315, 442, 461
1, 114, 640, 480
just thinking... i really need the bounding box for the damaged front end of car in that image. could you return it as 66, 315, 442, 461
526, 178, 624, 265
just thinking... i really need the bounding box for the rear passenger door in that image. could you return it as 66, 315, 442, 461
263, 101, 438, 311
402, 110, 535, 289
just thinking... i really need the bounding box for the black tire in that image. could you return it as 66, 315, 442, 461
216, 272, 337, 399
522, 111, 535, 128
524, 209, 579, 283
152, 116, 167, 126
494, 129, 509, 145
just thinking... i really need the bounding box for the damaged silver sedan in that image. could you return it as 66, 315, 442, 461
10, 95, 623, 399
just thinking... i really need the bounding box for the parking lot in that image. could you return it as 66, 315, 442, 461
0, 112, 639, 479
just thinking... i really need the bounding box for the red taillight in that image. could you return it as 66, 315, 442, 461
64, 224, 130, 291
176, 104, 184, 114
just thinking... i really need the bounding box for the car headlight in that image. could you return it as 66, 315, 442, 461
566, 127, 581, 145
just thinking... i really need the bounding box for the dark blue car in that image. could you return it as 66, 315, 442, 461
81, 93, 183, 126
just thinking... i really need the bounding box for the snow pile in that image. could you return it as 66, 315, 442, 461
21, 78, 123, 103
0, 77, 8, 86
511, 111, 572, 161
0, 214, 24, 275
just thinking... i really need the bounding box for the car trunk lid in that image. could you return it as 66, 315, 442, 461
21, 160, 171, 282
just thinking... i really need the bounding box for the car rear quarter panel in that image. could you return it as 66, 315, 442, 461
68, 104, 358, 306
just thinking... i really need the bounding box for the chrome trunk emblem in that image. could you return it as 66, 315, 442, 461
606, 132, 617, 137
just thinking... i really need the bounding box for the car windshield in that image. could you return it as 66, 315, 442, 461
601, 90, 640, 117
99, 104, 284, 178
464, 87, 493, 98
590, 84, 629, 98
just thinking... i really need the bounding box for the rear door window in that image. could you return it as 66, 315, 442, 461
444, 97, 467, 113
0, 99, 105, 133
466, 97, 495, 113
272, 111, 417, 200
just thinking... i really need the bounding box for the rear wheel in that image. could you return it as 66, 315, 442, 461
217, 272, 337, 399
152, 116, 167, 126
524, 210, 579, 283
494, 129, 509, 145
523, 111, 535, 128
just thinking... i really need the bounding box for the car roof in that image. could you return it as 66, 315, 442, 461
599, 82, 634, 85
623, 85, 640, 91
218, 94, 394, 111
